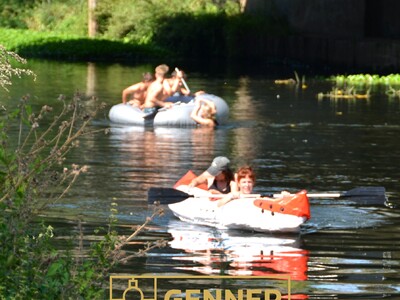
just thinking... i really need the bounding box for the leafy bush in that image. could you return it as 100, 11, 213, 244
0, 28, 168, 61
94, 0, 241, 43
0, 48, 166, 298
26, 0, 87, 36
0, 0, 290, 62
0, 0, 33, 28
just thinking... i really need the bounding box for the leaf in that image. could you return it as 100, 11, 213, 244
46, 261, 64, 277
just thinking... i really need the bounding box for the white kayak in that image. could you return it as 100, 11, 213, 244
168, 186, 311, 233
108, 93, 229, 126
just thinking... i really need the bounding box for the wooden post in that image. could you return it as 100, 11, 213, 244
88, 0, 97, 37
240, 0, 247, 12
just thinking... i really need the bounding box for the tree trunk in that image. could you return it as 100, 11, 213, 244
88, 0, 97, 37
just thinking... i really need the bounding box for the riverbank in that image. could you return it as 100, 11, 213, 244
2, 28, 399, 74
0, 28, 168, 62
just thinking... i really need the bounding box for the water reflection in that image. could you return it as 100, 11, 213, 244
167, 221, 308, 281
108, 125, 228, 184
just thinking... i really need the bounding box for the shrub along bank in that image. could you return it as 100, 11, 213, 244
0, 28, 167, 62
0, 0, 290, 62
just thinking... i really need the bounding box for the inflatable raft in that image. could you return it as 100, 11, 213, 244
108, 93, 229, 126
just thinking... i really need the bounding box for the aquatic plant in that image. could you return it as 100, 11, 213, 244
327, 74, 400, 99
331, 73, 400, 87
317, 87, 370, 100
275, 71, 307, 89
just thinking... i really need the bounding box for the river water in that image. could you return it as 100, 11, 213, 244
2, 59, 400, 299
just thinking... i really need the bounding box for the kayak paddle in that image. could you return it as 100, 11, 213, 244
307, 186, 387, 205
147, 187, 193, 204
175, 67, 190, 94
147, 186, 387, 206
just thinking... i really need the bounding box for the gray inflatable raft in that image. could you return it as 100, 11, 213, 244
108, 94, 229, 126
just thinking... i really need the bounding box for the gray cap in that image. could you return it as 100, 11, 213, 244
206, 156, 230, 176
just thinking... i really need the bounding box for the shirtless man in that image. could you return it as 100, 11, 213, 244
121, 72, 153, 107
142, 64, 182, 114
167, 70, 190, 96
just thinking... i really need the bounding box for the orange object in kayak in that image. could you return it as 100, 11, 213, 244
253, 190, 311, 220
173, 170, 208, 190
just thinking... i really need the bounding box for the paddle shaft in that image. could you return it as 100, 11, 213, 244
306, 193, 341, 198
147, 187, 386, 205
186, 193, 375, 198
175, 67, 190, 93
165, 191, 368, 199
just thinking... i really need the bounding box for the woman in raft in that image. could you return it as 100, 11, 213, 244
190, 97, 218, 127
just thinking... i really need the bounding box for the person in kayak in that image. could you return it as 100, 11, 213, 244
121, 72, 154, 107
217, 166, 255, 207
190, 97, 218, 127
217, 166, 291, 207
188, 156, 237, 194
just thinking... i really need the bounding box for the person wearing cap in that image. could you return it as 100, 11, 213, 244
188, 156, 237, 194
142, 64, 182, 114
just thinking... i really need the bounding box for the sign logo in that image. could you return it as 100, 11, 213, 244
110, 275, 291, 300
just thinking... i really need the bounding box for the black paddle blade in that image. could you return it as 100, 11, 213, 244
142, 109, 158, 120
342, 186, 387, 205
147, 187, 190, 205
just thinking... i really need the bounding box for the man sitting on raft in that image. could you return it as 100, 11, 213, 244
142, 64, 183, 114
121, 72, 154, 107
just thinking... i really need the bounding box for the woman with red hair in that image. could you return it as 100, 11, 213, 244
217, 166, 255, 207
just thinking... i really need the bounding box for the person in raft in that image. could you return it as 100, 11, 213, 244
190, 97, 218, 127
121, 72, 154, 107
188, 156, 237, 194
142, 64, 183, 115
167, 70, 206, 101
167, 70, 191, 97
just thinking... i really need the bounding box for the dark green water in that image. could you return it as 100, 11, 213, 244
2, 59, 400, 299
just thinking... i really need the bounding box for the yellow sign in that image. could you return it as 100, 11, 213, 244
110, 275, 291, 300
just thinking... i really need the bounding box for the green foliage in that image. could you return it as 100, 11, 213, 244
26, 0, 87, 36
1, 0, 291, 62
95, 0, 240, 43
152, 12, 290, 60
152, 13, 228, 59
332, 73, 400, 87
0, 48, 167, 298
0, 28, 168, 61
0, 0, 33, 28
329, 73, 400, 97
